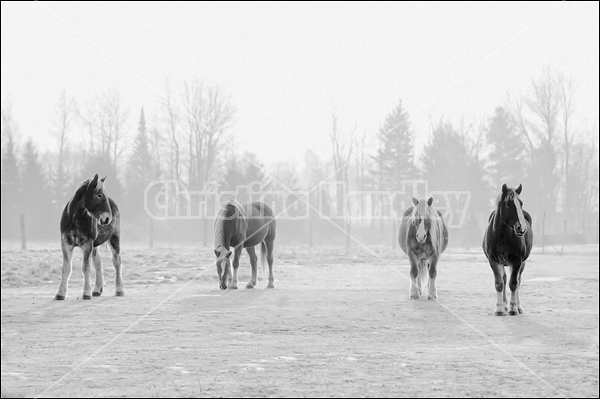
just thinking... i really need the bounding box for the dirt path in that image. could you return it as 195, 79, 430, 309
1, 248, 598, 397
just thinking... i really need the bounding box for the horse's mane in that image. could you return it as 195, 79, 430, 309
66, 179, 92, 216
214, 200, 246, 252
411, 200, 445, 255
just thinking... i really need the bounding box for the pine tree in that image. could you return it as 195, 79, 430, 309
21, 140, 52, 237
126, 108, 155, 220
487, 106, 527, 186
372, 100, 416, 192
1, 134, 20, 238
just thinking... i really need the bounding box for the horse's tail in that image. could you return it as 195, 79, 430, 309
419, 258, 430, 293
260, 241, 267, 281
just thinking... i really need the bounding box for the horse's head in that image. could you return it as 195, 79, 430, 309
214, 246, 232, 290
411, 197, 435, 244
83, 174, 112, 226
499, 183, 528, 237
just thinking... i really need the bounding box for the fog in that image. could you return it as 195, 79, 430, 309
1, 2, 598, 248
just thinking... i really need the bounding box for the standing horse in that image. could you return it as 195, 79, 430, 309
214, 200, 276, 290
54, 174, 123, 300
399, 197, 449, 300
483, 184, 533, 316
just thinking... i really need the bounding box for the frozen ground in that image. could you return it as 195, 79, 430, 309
1, 244, 598, 397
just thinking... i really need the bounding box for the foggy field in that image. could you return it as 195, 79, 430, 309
1, 244, 598, 398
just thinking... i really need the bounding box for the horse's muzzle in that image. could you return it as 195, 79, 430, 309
98, 212, 112, 226
514, 224, 527, 237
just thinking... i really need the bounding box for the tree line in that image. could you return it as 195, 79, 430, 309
1, 69, 598, 246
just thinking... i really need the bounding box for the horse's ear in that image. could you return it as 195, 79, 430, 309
87, 174, 99, 191
502, 183, 508, 194
412, 197, 419, 206
101, 176, 107, 183
515, 184, 522, 195
226, 250, 232, 258
427, 197, 434, 207
214, 250, 220, 258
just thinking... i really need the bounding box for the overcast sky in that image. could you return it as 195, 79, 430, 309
1, 1, 598, 165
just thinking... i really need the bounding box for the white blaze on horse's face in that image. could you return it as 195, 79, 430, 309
85, 174, 112, 225
412, 197, 433, 244
502, 184, 527, 237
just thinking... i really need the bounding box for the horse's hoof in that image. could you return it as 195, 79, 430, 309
508, 310, 519, 316
518, 308, 524, 314
245, 284, 255, 289
267, 283, 275, 289
82, 295, 92, 300
228, 285, 238, 290
54, 294, 65, 301
410, 294, 420, 300
427, 295, 437, 301
115, 291, 125, 297
92, 291, 102, 297
494, 310, 507, 316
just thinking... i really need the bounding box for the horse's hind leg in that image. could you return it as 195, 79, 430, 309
92, 248, 104, 297
108, 235, 124, 297
491, 262, 507, 316
266, 240, 275, 289
55, 237, 74, 300
408, 255, 420, 299
245, 246, 258, 289
81, 243, 93, 300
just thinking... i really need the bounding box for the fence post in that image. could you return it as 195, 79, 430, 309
20, 214, 27, 251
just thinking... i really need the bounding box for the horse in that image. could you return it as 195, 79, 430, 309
398, 197, 449, 300
54, 174, 123, 300
482, 184, 533, 316
213, 200, 276, 290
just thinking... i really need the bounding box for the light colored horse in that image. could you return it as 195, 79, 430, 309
399, 197, 448, 299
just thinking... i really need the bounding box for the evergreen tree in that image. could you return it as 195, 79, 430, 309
21, 139, 52, 237
421, 121, 489, 245
1, 134, 20, 238
487, 106, 527, 186
126, 108, 155, 220
372, 100, 416, 191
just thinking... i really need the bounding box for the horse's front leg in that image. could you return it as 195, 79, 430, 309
428, 257, 439, 300
245, 246, 258, 289
81, 243, 93, 300
55, 237, 74, 300
92, 247, 104, 297
516, 261, 526, 314
408, 254, 420, 299
490, 262, 507, 316
109, 236, 124, 297
228, 246, 242, 290
508, 260, 523, 316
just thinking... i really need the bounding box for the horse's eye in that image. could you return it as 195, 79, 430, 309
97, 193, 102, 199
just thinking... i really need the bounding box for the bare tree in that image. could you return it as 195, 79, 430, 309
50, 91, 78, 201
330, 108, 355, 248
161, 82, 182, 186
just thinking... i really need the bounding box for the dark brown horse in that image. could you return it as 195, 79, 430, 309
483, 184, 533, 316
399, 197, 449, 300
54, 174, 123, 300
213, 200, 276, 290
